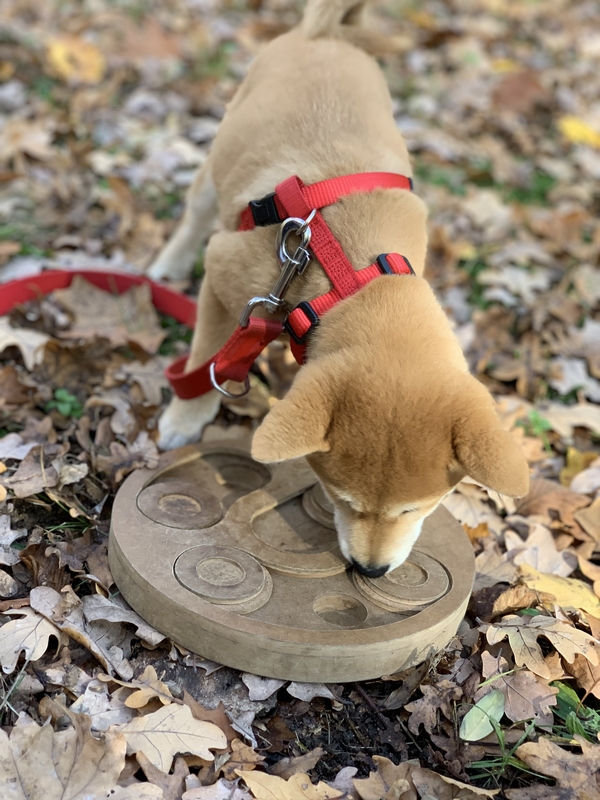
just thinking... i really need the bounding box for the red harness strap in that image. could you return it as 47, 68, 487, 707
166, 172, 414, 399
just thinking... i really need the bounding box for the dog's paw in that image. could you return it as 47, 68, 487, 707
147, 251, 196, 282
157, 392, 221, 450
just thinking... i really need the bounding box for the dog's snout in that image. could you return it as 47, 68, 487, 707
351, 559, 389, 579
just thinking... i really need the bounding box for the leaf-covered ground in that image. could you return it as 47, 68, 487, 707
1, 0, 600, 798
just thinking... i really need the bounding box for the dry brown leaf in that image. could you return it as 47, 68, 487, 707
0, 317, 49, 371
516, 478, 590, 530
238, 769, 342, 800
474, 541, 518, 591
542, 403, 600, 439
482, 614, 599, 679
463, 522, 490, 543
404, 680, 463, 735
182, 690, 238, 746
82, 593, 165, 647
270, 747, 324, 781
220, 739, 265, 781
505, 736, 600, 800
0, 365, 32, 404
98, 665, 174, 708
30, 585, 134, 678
475, 657, 558, 725
575, 497, 600, 543
491, 584, 553, 617
0, 704, 126, 799
136, 752, 189, 800
504, 524, 576, 577
0, 119, 54, 165
54, 276, 165, 353
116, 703, 227, 772
95, 431, 159, 485
565, 653, 600, 700
0, 606, 67, 673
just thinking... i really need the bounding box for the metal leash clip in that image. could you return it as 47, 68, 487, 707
239, 210, 316, 327
211, 210, 316, 398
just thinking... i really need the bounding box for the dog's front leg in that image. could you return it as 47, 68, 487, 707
157, 273, 236, 450
148, 158, 217, 282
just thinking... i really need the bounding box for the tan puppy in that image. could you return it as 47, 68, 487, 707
149, 0, 529, 577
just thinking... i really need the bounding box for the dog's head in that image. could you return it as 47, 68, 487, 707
252, 347, 528, 577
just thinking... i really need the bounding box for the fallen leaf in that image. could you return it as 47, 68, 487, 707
82, 594, 165, 647
491, 585, 553, 617
97, 666, 174, 708
54, 276, 165, 352
95, 431, 159, 485
1, 442, 68, 499
220, 739, 265, 781
70, 680, 137, 729
505, 736, 600, 799
474, 540, 518, 591
0, 118, 54, 165
516, 478, 590, 530
482, 614, 599, 679
505, 524, 576, 577
238, 769, 342, 800
286, 683, 337, 703
0, 317, 49, 371
241, 673, 286, 702
558, 115, 600, 148
493, 70, 549, 114
270, 747, 324, 780
0, 568, 18, 598
136, 752, 189, 800
542, 403, 600, 438
518, 565, 600, 615
476, 656, 558, 726
560, 448, 599, 487
0, 606, 67, 673
460, 689, 505, 742
575, 497, 600, 543
0, 706, 126, 799
117, 704, 227, 772
405, 679, 463, 735
410, 766, 498, 798
46, 36, 106, 84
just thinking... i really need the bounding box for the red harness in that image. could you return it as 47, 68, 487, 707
165, 172, 415, 400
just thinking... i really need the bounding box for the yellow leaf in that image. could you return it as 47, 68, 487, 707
463, 522, 490, 543
492, 58, 520, 73
560, 447, 599, 487
558, 116, 600, 149
46, 36, 105, 85
519, 565, 600, 615
238, 770, 342, 799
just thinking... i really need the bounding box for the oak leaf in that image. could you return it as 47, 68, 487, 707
518, 565, 600, 615
482, 614, 599, 679
504, 524, 576, 578
220, 739, 265, 781
0, 606, 67, 673
0, 706, 126, 799
98, 665, 174, 708
116, 703, 227, 772
505, 736, 600, 800
46, 36, 106, 84
0, 317, 49, 371
238, 769, 342, 800
405, 679, 463, 735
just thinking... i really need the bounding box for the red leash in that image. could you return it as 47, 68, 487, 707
166, 172, 414, 400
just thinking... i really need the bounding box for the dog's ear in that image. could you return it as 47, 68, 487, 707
252, 363, 333, 462
452, 383, 529, 497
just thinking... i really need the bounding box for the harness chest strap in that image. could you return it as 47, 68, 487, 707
165, 172, 414, 400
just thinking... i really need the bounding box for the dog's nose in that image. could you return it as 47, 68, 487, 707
351, 559, 389, 579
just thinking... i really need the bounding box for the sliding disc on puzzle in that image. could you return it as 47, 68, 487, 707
302, 483, 335, 529
352, 551, 449, 612
174, 545, 272, 614
137, 480, 223, 529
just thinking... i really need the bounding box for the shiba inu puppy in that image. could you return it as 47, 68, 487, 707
149, 0, 529, 577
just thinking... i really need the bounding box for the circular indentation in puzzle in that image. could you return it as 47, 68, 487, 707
353, 552, 449, 612
109, 438, 475, 681
196, 558, 245, 586
175, 545, 271, 612
138, 481, 222, 529
158, 493, 202, 515
302, 483, 335, 529
203, 452, 270, 491
313, 594, 368, 627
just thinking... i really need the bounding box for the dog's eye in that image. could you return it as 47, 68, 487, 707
400, 508, 418, 515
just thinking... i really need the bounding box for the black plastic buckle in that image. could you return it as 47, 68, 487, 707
248, 192, 282, 227
285, 302, 320, 345
376, 253, 415, 275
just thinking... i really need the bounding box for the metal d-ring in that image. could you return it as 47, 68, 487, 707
209, 362, 251, 399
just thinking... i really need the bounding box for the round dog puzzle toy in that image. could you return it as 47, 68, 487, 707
109, 429, 475, 682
